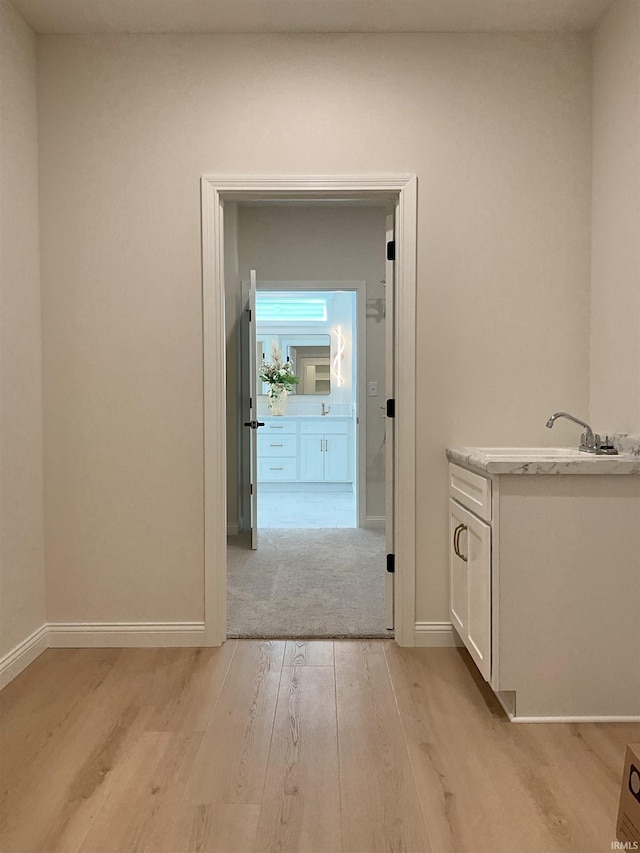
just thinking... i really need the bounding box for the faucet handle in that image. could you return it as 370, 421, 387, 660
579, 431, 602, 452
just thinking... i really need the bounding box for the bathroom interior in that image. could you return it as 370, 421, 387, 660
255, 288, 359, 529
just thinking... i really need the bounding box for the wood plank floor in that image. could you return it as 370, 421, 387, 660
0, 641, 637, 853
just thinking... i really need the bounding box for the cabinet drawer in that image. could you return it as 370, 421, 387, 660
258, 435, 296, 457
258, 458, 297, 480
262, 420, 297, 435
300, 420, 348, 435
449, 463, 492, 522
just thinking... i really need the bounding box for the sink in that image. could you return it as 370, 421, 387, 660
475, 447, 584, 459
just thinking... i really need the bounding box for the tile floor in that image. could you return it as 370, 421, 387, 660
257, 489, 357, 528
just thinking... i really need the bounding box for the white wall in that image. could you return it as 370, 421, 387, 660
0, 0, 46, 657
237, 205, 387, 520
591, 0, 640, 435
37, 33, 592, 628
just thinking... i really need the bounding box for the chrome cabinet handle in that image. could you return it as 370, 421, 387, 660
453, 523, 468, 562
270, 467, 284, 471
270, 444, 283, 447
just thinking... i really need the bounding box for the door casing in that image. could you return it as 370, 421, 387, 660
201, 175, 418, 646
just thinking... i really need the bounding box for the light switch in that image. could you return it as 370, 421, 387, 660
368, 381, 378, 397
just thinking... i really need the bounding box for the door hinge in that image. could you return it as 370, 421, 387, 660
386, 553, 395, 574
386, 240, 395, 261
248, 308, 252, 321
249, 396, 252, 409
250, 484, 253, 495
386, 398, 396, 418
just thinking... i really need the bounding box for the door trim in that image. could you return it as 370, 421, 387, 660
201, 175, 417, 646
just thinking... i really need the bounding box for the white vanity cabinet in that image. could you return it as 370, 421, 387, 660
258, 417, 352, 484
299, 421, 349, 482
446, 450, 640, 721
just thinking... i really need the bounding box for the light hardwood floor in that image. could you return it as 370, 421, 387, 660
0, 641, 637, 853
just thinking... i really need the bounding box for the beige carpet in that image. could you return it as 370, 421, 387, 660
227, 528, 390, 638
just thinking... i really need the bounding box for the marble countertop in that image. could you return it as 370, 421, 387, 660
446, 446, 640, 475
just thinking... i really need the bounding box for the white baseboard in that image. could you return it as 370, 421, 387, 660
227, 523, 239, 536
364, 516, 385, 530
510, 714, 640, 723
0, 624, 48, 690
414, 621, 456, 647
47, 622, 207, 648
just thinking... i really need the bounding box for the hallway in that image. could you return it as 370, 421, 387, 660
227, 528, 386, 637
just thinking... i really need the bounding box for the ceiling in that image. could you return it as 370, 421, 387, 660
10, 0, 615, 35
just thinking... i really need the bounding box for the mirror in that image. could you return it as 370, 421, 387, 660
257, 334, 331, 395
290, 344, 331, 395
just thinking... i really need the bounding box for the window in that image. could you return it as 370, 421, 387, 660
256, 295, 327, 323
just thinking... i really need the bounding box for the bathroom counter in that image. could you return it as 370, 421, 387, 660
264, 414, 352, 418
446, 446, 640, 475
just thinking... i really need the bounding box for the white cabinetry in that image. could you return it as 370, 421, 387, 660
299, 421, 349, 482
449, 497, 491, 681
258, 421, 297, 481
447, 458, 640, 720
257, 417, 352, 484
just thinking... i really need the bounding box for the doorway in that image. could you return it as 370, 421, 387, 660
202, 176, 417, 647
229, 273, 382, 638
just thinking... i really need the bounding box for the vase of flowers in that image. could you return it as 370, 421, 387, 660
259, 342, 300, 416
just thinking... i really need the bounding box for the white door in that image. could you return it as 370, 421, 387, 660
449, 498, 468, 637
464, 509, 491, 680
324, 434, 349, 482
299, 434, 325, 481
246, 270, 262, 550
384, 212, 396, 630
449, 498, 491, 681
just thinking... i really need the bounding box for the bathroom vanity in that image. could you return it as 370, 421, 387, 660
446, 446, 640, 721
259, 416, 354, 485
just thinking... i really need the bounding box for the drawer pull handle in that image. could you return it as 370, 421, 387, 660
270, 444, 284, 447
453, 523, 468, 562
270, 467, 284, 471
270, 426, 283, 429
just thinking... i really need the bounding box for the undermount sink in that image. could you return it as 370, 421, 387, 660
476, 447, 585, 458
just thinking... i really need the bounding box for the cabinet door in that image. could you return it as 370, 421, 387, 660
324, 434, 349, 482
449, 498, 491, 681
300, 434, 325, 481
449, 498, 468, 639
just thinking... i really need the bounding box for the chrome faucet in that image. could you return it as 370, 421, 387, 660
321, 400, 330, 416
545, 411, 617, 455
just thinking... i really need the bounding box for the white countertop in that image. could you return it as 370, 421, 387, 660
262, 414, 352, 420
446, 446, 640, 475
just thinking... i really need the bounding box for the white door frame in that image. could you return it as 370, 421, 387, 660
201, 175, 417, 647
